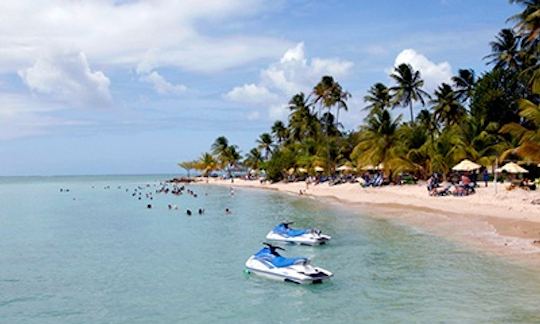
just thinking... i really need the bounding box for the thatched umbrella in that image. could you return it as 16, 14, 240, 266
452, 159, 481, 172
496, 162, 528, 174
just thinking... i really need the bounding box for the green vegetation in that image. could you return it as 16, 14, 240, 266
182, 1, 540, 182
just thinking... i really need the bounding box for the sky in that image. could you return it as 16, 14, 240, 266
0, 0, 519, 176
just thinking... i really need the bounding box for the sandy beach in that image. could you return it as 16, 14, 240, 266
197, 178, 540, 264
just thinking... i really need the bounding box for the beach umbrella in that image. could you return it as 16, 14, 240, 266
452, 159, 481, 171
495, 162, 529, 174
360, 163, 384, 171
297, 167, 308, 173
314, 166, 324, 172
336, 165, 353, 172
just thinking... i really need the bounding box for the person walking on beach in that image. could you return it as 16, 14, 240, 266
482, 169, 489, 187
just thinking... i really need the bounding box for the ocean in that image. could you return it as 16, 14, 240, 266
1, 175, 539, 323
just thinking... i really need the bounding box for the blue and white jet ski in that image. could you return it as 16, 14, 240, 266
266, 222, 331, 245
244, 243, 333, 284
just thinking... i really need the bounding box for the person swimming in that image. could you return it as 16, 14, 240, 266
187, 209, 192, 216
225, 208, 231, 214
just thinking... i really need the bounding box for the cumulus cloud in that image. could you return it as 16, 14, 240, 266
393, 49, 452, 91
226, 42, 354, 119
225, 84, 279, 105
140, 71, 187, 95
18, 52, 111, 107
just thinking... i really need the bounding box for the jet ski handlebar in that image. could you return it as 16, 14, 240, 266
262, 242, 285, 255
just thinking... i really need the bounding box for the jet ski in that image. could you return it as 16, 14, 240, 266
244, 243, 333, 284
266, 222, 331, 245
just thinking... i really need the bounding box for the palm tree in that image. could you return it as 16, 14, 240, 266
452, 69, 476, 103
390, 63, 430, 123
312, 75, 350, 129
416, 109, 438, 135
351, 109, 403, 175
271, 120, 288, 144
313, 76, 335, 117
197, 153, 217, 177
257, 133, 274, 160
431, 83, 466, 127
211, 136, 242, 176
224, 145, 242, 171
364, 82, 392, 117
485, 29, 522, 70
178, 160, 197, 177
244, 148, 264, 171
320, 112, 340, 136
509, 0, 540, 46
500, 97, 540, 161
211, 136, 229, 166
288, 93, 320, 142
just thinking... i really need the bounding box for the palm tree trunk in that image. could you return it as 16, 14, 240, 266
409, 101, 414, 123
336, 107, 340, 130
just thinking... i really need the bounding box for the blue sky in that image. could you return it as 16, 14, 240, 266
0, 0, 517, 175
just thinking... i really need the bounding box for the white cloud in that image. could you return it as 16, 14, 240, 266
268, 104, 288, 121
0, 93, 79, 140
18, 52, 111, 107
226, 42, 354, 119
247, 111, 260, 121
0, 1, 290, 74
393, 49, 452, 91
225, 84, 279, 105
140, 71, 187, 95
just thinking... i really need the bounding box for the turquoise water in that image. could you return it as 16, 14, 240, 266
1, 175, 540, 323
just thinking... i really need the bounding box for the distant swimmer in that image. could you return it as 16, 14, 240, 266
187, 209, 192, 216
225, 208, 231, 214
147, 204, 152, 209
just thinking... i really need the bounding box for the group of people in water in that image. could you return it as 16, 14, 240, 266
124, 182, 232, 215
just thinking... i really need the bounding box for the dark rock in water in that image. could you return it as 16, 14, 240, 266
167, 177, 197, 184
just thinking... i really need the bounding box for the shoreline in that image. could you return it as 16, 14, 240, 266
195, 177, 540, 266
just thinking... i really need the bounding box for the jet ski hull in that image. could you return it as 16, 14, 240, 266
244, 256, 333, 284
266, 231, 331, 246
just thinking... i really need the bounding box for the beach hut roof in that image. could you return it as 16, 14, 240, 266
336, 165, 353, 171
314, 166, 324, 172
297, 167, 308, 173
496, 162, 529, 174
452, 159, 481, 171
287, 168, 295, 175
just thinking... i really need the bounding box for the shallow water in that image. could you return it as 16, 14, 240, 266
0, 175, 539, 323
